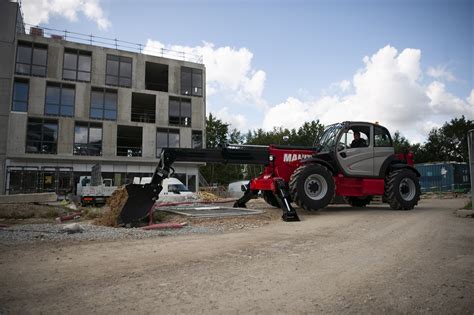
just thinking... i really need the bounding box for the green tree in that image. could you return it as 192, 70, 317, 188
392, 131, 411, 153
205, 113, 228, 148
423, 116, 474, 162
199, 114, 242, 186
246, 120, 324, 146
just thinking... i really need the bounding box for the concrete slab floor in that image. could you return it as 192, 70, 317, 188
159, 205, 265, 218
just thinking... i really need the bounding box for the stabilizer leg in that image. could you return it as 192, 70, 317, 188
274, 179, 300, 222
233, 184, 258, 208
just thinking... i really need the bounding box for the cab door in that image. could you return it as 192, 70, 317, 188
373, 125, 394, 175
336, 124, 375, 176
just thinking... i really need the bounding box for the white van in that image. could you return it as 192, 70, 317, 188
133, 177, 195, 202
228, 180, 250, 198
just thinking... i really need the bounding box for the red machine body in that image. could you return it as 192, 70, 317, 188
249, 145, 415, 197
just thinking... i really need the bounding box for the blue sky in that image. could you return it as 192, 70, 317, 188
21, 0, 473, 142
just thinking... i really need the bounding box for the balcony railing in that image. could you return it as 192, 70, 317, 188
22, 23, 203, 64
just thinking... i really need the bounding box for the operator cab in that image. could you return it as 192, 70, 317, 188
315, 121, 394, 177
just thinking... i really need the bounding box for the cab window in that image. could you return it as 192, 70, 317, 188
339, 126, 370, 150
374, 126, 392, 147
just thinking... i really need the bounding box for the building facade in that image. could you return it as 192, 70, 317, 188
0, 1, 206, 195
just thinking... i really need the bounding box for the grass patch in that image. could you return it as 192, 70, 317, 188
153, 210, 169, 222
7, 211, 35, 219
40, 208, 62, 218
463, 199, 472, 210
83, 207, 103, 219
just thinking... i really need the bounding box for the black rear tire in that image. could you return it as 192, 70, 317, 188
262, 191, 279, 208
385, 169, 421, 210
289, 164, 334, 211
346, 196, 372, 207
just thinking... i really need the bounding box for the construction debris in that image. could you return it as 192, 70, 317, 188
62, 223, 84, 234
94, 186, 128, 227
56, 211, 82, 223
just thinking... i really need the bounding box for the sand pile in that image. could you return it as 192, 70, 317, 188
196, 191, 221, 202
94, 186, 128, 227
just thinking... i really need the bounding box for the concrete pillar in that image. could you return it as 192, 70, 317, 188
117, 89, 131, 123
58, 118, 74, 155
6, 113, 27, 154
102, 121, 117, 157
142, 124, 156, 158
168, 63, 180, 95
75, 83, 90, 120
29, 78, 46, 115
468, 129, 474, 209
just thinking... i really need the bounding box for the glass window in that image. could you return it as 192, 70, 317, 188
63, 53, 77, 70
15, 42, 47, 77
169, 97, 192, 127
26, 118, 58, 154
156, 128, 180, 156
181, 67, 203, 97
117, 126, 142, 157
17, 45, 31, 64
90, 88, 117, 120
45, 83, 75, 117
106, 55, 132, 88
12, 79, 29, 112
169, 130, 180, 148
74, 122, 102, 156
63, 49, 91, 82
374, 126, 392, 147
192, 130, 203, 149
78, 55, 91, 71
340, 126, 370, 149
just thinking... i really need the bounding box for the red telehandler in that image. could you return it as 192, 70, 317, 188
116, 121, 421, 224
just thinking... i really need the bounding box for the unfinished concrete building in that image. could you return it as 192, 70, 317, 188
0, 0, 206, 195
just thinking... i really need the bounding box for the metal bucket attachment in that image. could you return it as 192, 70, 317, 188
118, 183, 162, 225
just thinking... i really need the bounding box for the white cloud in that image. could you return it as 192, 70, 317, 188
339, 80, 352, 92
21, 0, 111, 30
214, 107, 248, 131
427, 65, 456, 81
263, 45, 473, 142
426, 81, 473, 116
467, 90, 474, 106
143, 39, 266, 106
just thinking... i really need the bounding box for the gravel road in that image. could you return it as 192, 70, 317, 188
0, 198, 473, 314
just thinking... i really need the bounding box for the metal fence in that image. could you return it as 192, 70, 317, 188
23, 23, 203, 64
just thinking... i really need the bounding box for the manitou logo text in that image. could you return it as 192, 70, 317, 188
283, 153, 312, 163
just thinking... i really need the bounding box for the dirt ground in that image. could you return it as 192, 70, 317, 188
0, 198, 473, 314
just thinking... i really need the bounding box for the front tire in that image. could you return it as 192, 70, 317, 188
289, 164, 334, 211
385, 169, 421, 210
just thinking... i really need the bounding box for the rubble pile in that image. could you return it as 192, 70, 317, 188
196, 191, 221, 202
94, 186, 128, 227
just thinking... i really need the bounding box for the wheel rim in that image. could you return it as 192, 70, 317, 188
304, 174, 328, 200
399, 178, 416, 201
